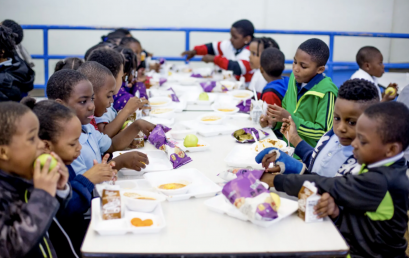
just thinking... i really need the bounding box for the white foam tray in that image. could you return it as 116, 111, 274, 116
91, 198, 166, 235
112, 150, 172, 176
141, 116, 175, 126
144, 168, 222, 201
170, 139, 210, 153
179, 92, 217, 106
224, 145, 263, 169
204, 194, 298, 228
180, 120, 239, 137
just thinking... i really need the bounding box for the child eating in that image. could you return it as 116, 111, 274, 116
181, 19, 254, 83
0, 102, 75, 257
46, 69, 153, 176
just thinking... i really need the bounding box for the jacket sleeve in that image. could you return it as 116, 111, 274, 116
291, 92, 336, 142
0, 189, 60, 258
274, 172, 388, 212
214, 55, 252, 78
294, 140, 314, 166
262, 92, 282, 107
193, 43, 215, 55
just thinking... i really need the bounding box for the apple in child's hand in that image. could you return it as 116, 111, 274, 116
184, 134, 198, 147
385, 87, 397, 97
122, 120, 132, 130
34, 154, 58, 172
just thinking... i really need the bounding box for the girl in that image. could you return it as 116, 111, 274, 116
54, 57, 84, 72
21, 98, 116, 255
120, 37, 160, 72
0, 101, 75, 257
45, 69, 153, 176
248, 37, 280, 97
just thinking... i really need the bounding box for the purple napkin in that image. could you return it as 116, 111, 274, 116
200, 81, 216, 92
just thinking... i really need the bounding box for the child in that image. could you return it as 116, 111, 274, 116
54, 57, 84, 72
351, 46, 398, 102
248, 37, 280, 95
46, 69, 153, 175
0, 25, 34, 102
120, 37, 160, 72
181, 19, 254, 83
266, 38, 338, 149
0, 101, 76, 257
259, 101, 409, 258
22, 98, 116, 255
259, 79, 379, 176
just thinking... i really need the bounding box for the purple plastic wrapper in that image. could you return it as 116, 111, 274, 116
232, 128, 269, 143
236, 99, 251, 113
222, 169, 278, 221
134, 82, 149, 100
200, 81, 216, 92
221, 85, 229, 92
166, 144, 192, 169
167, 88, 180, 102
159, 58, 166, 65
148, 124, 172, 149
159, 78, 167, 86
191, 73, 203, 78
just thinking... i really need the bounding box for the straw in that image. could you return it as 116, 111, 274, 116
253, 87, 258, 102
252, 131, 258, 144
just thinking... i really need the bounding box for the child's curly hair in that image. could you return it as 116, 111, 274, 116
0, 25, 17, 59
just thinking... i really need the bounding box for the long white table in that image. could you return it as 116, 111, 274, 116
81, 111, 349, 257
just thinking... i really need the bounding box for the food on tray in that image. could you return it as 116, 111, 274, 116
183, 134, 198, 147
201, 116, 221, 122
218, 108, 235, 112
255, 139, 284, 152
35, 154, 58, 172
150, 101, 168, 106
131, 218, 153, 227
234, 93, 250, 98
124, 192, 156, 200
101, 186, 121, 220
159, 183, 186, 190
198, 92, 209, 101
151, 108, 173, 114
232, 128, 269, 143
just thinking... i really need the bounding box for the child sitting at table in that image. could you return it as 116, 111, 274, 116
46, 69, 153, 176
0, 102, 75, 257
54, 57, 84, 72
181, 19, 254, 83
258, 79, 379, 176
266, 38, 338, 150
351, 46, 398, 102
259, 101, 409, 258
21, 98, 116, 256
248, 37, 280, 96
120, 37, 160, 72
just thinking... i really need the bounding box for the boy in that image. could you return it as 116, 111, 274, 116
258, 79, 379, 176
259, 102, 409, 258
266, 38, 338, 149
351, 46, 397, 102
181, 19, 254, 83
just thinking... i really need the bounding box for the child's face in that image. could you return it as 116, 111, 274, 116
292, 49, 325, 84
230, 27, 247, 50
365, 52, 384, 78
351, 114, 390, 165
64, 80, 95, 125
44, 116, 82, 165
0, 112, 45, 179
94, 75, 116, 117
249, 41, 263, 70
115, 64, 125, 95
333, 99, 365, 146
128, 42, 142, 65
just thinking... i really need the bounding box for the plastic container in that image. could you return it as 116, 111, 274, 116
197, 112, 226, 125
122, 190, 166, 212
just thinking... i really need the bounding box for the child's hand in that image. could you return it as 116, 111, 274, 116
113, 151, 149, 171
181, 50, 197, 60
50, 152, 69, 190
123, 97, 147, 115
149, 63, 160, 73
281, 116, 303, 147
83, 154, 117, 184
201, 55, 215, 63
259, 115, 271, 128
314, 192, 340, 219
260, 172, 277, 188
267, 104, 291, 123
134, 119, 156, 137
381, 83, 398, 102
33, 156, 61, 197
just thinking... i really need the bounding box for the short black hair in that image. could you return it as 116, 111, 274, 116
298, 38, 330, 67
77, 61, 113, 92
0, 25, 17, 59
46, 69, 89, 101
120, 37, 140, 47
114, 46, 137, 76
114, 28, 131, 35
232, 19, 254, 38
21, 98, 76, 143
87, 48, 124, 78
54, 57, 84, 72
252, 37, 280, 56
0, 101, 31, 145
356, 46, 381, 67
364, 102, 409, 150
2, 19, 23, 45
338, 79, 379, 104
84, 42, 115, 61
260, 47, 285, 77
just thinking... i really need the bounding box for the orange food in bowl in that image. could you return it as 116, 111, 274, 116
131, 218, 153, 227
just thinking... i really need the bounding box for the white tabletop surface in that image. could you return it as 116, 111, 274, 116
81, 111, 349, 257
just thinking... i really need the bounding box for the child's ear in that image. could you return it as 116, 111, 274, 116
244, 35, 252, 45
55, 98, 65, 105
260, 66, 265, 74
42, 140, 53, 153
385, 142, 402, 158
0, 146, 10, 161
316, 66, 326, 74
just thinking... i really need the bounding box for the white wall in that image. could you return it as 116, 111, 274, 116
1, 0, 408, 85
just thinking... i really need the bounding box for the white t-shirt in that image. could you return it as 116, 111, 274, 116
350, 68, 382, 100
248, 69, 267, 93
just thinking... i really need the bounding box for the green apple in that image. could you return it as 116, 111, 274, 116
199, 92, 209, 101
34, 154, 58, 172
122, 120, 132, 130
184, 134, 199, 147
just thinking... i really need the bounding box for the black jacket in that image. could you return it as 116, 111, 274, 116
274, 157, 409, 258
0, 53, 35, 102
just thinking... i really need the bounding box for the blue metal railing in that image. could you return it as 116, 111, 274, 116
20, 25, 409, 90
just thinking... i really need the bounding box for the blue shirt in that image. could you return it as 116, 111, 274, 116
95, 104, 118, 124
311, 134, 353, 177
71, 124, 112, 175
